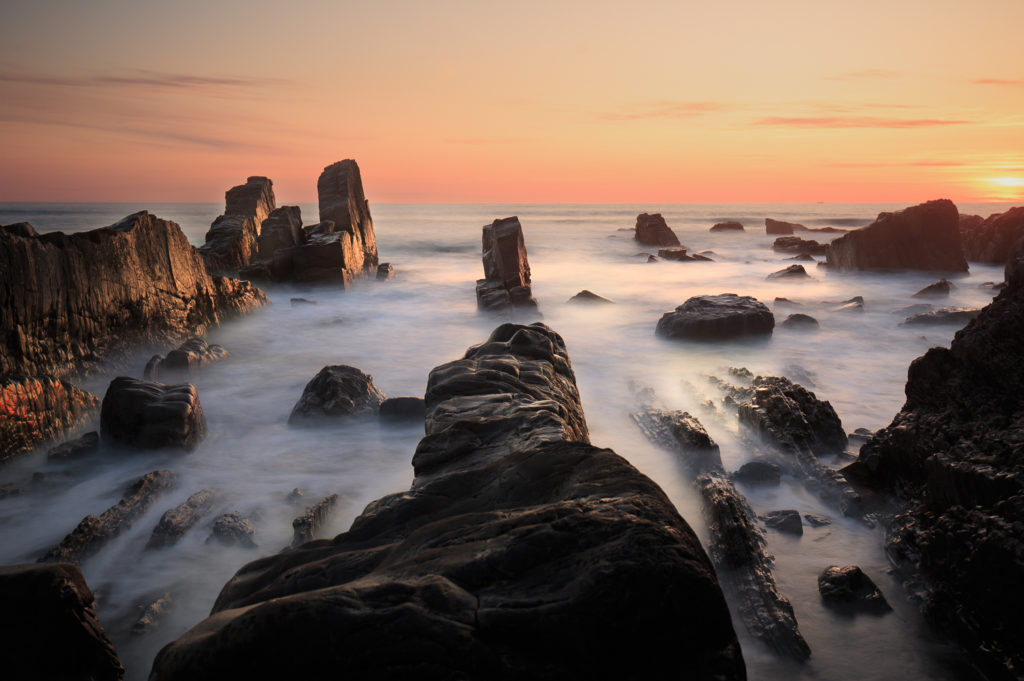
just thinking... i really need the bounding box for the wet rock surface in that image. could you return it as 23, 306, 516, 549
146, 489, 218, 549
733, 460, 782, 486
0, 562, 124, 680
288, 365, 386, 424
656, 294, 774, 340
825, 199, 967, 271
100, 378, 207, 451
0, 376, 99, 462
475, 216, 538, 313
149, 323, 745, 681
817, 565, 890, 612
199, 177, 275, 274
633, 212, 681, 247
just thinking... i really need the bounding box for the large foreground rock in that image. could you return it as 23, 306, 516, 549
199, 177, 276, 274
634, 212, 681, 247
0, 211, 266, 379
0, 376, 99, 462
656, 294, 774, 340
847, 238, 1024, 678
825, 199, 967, 271
149, 323, 745, 680
959, 206, 1024, 265
475, 216, 539, 313
101, 378, 207, 451
0, 563, 124, 680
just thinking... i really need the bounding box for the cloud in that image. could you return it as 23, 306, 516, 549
599, 101, 728, 121
825, 69, 898, 81
971, 78, 1023, 87
827, 160, 967, 168
0, 69, 282, 90
754, 116, 972, 128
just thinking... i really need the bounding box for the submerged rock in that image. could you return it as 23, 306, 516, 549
825, 199, 967, 272
912, 278, 954, 298
657, 247, 695, 261
767, 264, 809, 280
0, 562, 124, 680
47, 431, 100, 462
132, 593, 172, 636
766, 218, 802, 234
656, 294, 774, 340
781, 313, 819, 330
376, 262, 395, 280
634, 212, 681, 247
772, 236, 829, 255
817, 565, 890, 612
764, 510, 803, 535
900, 307, 981, 326
146, 489, 219, 549
288, 365, 386, 424
711, 221, 744, 232
199, 177, 275, 274
475, 216, 538, 313
150, 323, 745, 680
567, 289, 614, 304
100, 378, 206, 451
0, 376, 99, 463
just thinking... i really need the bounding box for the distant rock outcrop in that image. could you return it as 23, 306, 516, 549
656, 294, 774, 340
634, 213, 681, 247
772, 236, 829, 256
149, 323, 745, 680
710, 221, 744, 232
766, 218, 801, 234
0, 376, 99, 463
199, 177, 276, 274
825, 199, 968, 271
475, 216, 539, 313
958, 206, 1024, 265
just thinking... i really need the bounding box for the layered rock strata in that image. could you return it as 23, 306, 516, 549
0, 376, 99, 462
475, 216, 539, 313
149, 323, 745, 680
199, 177, 275, 274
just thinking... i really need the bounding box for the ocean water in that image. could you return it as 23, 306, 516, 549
0, 200, 1013, 680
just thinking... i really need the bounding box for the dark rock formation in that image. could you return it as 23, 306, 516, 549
733, 460, 782, 486
657, 247, 694, 261
289, 365, 386, 425
772, 236, 829, 255
475, 216, 538, 313
959, 206, 1024, 264
199, 177, 275, 274
566, 289, 614, 304
825, 200, 967, 272
144, 338, 228, 381
763, 510, 803, 535
711, 221, 744, 232
317, 159, 378, 274
206, 512, 257, 549
0, 211, 266, 379
781, 313, 819, 330
379, 396, 427, 422
100, 378, 206, 451
1, 376, 99, 462
913, 279, 953, 298
900, 307, 980, 326
634, 213, 681, 247
656, 294, 774, 340
785, 253, 815, 261
766, 218, 802, 234
804, 513, 831, 527
817, 565, 890, 612
146, 489, 218, 549
291, 494, 339, 546
376, 262, 395, 280
133, 593, 172, 636
255, 205, 303, 262
48, 431, 100, 462
149, 323, 745, 680
0, 562, 124, 680
767, 264, 809, 280
847, 243, 1024, 676
40, 470, 177, 564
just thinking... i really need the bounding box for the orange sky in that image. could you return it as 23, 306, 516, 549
1, 0, 1022, 203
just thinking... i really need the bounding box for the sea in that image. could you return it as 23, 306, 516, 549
0, 200, 1013, 680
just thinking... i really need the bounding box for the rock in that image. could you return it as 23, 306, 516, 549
804, 513, 831, 527
288, 365, 386, 425
199, 177, 276, 274
817, 565, 890, 611
646, 254, 658, 262
825, 199, 967, 271
785, 252, 816, 261
206, 512, 256, 549
317, 159, 378, 274
692, 253, 714, 261
2, 221, 39, 238
764, 510, 803, 535
100, 378, 206, 451
657, 247, 695, 261
847, 242, 1024, 674
567, 289, 614, 304
781, 313, 819, 330
772, 236, 829, 255
829, 296, 864, 312
150, 323, 745, 680
900, 307, 981, 326
289, 297, 318, 306
255, 205, 303, 262
376, 262, 394, 280
379, 396, 426, 422
733, 460, 783, 486
0, 211, 266, 380
132, 592, 172, 636
146, 489, 218, 549
144, 338, 228, 380
291, 494, 339, 547
1, 377, 99, 463
729, 366, 754, 381
766, 218, 802, 235
475, 216, 538, 313
959, 206, 1024, 264
913, 278, 954, 298
774, 297, 800, 307
634, 212, 681, 247
656, 294, 775, 340
710, 221, 744, 232
893, 303, 933, 317
39, 470, 177, 564
0, 562, 124, 680
767, 264, 809, 280
630, 409, 722, 474
47, 431, 100, 462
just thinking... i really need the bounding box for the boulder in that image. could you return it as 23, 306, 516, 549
100, 378, 206, 451
288, 365, 386, 425
959, 206, 1024, 264
656, 294, 774, 340
825, 199, 967, 271
149, 323, 745, 680
817, 565, 890, 612
475, 216, 538, 313
634, 212, 681, 247
772, 236, 829, 255
39, 470, 177, 564
657, 247, 695, 261
47, 431, 100, 462
144, 338, 228, 380
1, 376, 99, 463
763, 510, 803, 535
733, 460, 783, 486
317, 159, 378, 274
199, 177, 276, 273
912, 278, 954, 298
767, 264, 809, 280
255, 205, 303, 262
0, 211, 266, 380
291, 494, 339, 547
206, 512, 257, 549
0, 563, 124, 680
376, 262, 395, 280
566, 289, 614, 304
900, 307, 981, 326
146, 489, 219, 549
766, 218, 802, 234
379, 396, 427, 422
710, 221, 744, 232
630, 409, 722, 474
781, 313, 819, 329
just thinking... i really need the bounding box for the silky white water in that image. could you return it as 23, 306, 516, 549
0, 201, 1010, 680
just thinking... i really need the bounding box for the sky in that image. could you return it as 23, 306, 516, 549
1, 0, 1023, 203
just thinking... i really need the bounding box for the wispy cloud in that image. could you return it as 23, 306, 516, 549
599, 101, 728, 121
0, 69, 283, 90
827, 160, 967, 168
754, 116, 972, 128
825, 69, 898, 81
971, 78, 1023, 87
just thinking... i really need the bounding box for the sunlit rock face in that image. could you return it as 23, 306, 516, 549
0, 376, 99, 463
200, 176, 276, 274
316, 159, 378, 274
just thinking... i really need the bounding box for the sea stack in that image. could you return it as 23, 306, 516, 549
475, 216, 539, 312
199, 177, 276, 274
316, 159, 379, 274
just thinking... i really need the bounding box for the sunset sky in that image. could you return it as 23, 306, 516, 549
1, 0, 1022, 203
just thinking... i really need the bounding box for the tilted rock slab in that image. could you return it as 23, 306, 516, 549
149, 323, 745, 680
0, 375, 99, 462
475, 216, 539, 313
199, 177, 276, 274
316, 159, 378, 275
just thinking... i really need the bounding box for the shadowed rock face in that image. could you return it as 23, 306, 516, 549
475, 217, 538, 313
0, 376, 99, 462
255, 205, 303, 262
199, 177, 276, 274
959, 206, 1024, 265
825, 199, 967, 272
149, 323, 746, 681
849, 239, 1024, 678
656, 294, 774, 340
317, 159, 378, 273
288, 365, 386, 425
0, 212, 266, 380
0, 562, 124, 680
634, 213, 681, 247
101, 378, 207, 451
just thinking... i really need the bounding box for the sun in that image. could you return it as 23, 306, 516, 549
986, 177, 1024, 188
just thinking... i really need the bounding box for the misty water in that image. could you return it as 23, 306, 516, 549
0, 201, 1011, 680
